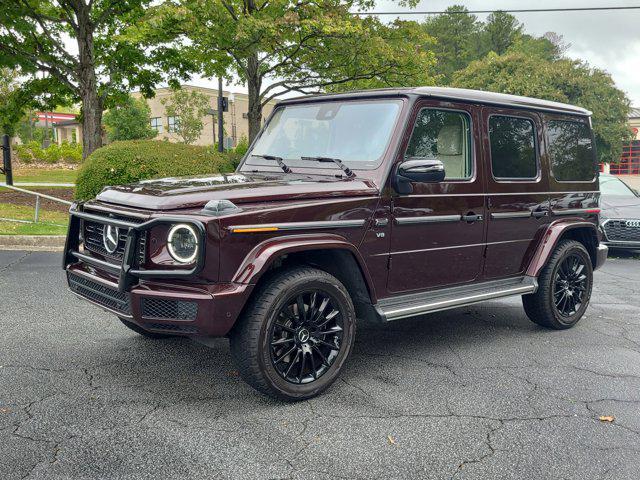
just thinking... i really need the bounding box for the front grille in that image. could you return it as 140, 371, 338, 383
603, 219, 640, 242
68, 272, 131, 315
141, 298, 198, 320
82, 211, 147, 264
144, 323, 199, 334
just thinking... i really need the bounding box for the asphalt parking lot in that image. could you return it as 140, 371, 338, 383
1, 250, 639, 479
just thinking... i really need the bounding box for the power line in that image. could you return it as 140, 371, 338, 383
352, 6, 640, 16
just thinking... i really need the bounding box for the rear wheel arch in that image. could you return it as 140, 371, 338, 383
528, 222, 599, 277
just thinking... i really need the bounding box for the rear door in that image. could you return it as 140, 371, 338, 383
387, 100, 486, 294
482, 107, 552, 279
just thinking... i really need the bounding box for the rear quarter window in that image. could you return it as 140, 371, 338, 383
547, 120, 596, 182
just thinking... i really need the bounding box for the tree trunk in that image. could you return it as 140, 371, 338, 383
76, 5, 102, 159
246, 53, 263, 143
81, 90, 103, 159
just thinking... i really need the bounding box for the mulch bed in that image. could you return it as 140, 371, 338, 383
0, 188, 75, 213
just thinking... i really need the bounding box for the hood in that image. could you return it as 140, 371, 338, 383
95, 172, 379, 211
601, 195, 640, 219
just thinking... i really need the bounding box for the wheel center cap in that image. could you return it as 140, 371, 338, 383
298, 328, 310, 343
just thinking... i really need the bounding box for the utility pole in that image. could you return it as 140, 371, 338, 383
217, 77, 224, 152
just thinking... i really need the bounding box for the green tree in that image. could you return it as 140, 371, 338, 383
0, 67, 21, 136
452, 52, 632, 163
422, 6, 480, 82
103, 95, 156, 142
507, 34, 562, 61
161, 89, 210, 144
140, 0, 436, 141
0, 1, 187, 158
478, 11, 523, 56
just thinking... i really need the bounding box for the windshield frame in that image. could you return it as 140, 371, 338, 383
239, 98, 406, 173
599, 175, 639, 197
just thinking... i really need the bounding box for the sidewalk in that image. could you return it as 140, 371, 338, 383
0, 235, 66, 251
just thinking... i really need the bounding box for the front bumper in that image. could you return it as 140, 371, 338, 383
602, 240, 640, 251
66, 267, 251, 336
63, 205, 250, 336
595, 243, 608, 270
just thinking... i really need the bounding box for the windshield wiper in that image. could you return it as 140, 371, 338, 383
250, 154, 292, 174
300, 156, 355, 178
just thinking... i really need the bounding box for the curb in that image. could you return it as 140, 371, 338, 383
0, 235, 66, 252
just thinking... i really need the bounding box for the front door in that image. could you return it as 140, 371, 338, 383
481, 107, 552, 279
387, 101, 486, 294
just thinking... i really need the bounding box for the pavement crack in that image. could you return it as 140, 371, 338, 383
451, 420, 503, 479
0, 251, 32, 273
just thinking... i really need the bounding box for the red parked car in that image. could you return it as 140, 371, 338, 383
64, 87, 608, 400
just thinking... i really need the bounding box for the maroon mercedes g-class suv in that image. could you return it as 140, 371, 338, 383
64, 87, 608, 400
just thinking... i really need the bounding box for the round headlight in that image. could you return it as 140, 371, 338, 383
167, 224, 199, 263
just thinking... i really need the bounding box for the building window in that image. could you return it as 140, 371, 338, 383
489, 115, 538, 180
150, 117, 162, 134
167, 116, 179, 133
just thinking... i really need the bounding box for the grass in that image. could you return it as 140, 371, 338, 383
11, 168, 77, 184
0, 202, 69, 235
0, 222, 68, 235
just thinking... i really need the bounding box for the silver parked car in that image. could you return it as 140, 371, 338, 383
599, 174, 640, 251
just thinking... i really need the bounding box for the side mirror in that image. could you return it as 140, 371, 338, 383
394, 158, 445, 194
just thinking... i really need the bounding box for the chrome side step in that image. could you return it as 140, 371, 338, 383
376, 276, 538, 322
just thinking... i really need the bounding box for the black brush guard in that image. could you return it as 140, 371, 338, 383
63, 204, 206, 292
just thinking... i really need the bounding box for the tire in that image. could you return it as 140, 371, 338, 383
523, 240, 593, 329
230, 266, 356, 401
118, 317, 176, 339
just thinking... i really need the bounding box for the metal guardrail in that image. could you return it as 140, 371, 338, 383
1, 134, 72, 226
0, 184, 72, 225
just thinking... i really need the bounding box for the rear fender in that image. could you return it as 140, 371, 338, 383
232, 233, 377, 303
526, 220, 599, 277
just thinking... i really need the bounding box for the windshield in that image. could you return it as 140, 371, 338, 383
244, 99, 403, 170
600, 175, 638, 197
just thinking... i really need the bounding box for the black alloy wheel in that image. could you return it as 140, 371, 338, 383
523, 239, 593, 330
270, 290, 344, 384
230, 266, 356, 401
552, 253, 589, 317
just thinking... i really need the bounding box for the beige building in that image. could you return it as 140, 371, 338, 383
134, 85, 278, 147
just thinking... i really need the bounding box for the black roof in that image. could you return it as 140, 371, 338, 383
280, 86, 591, 116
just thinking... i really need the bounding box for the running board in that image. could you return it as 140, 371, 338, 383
376, 276, 538, 322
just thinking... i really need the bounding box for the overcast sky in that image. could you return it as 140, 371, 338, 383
196, 0, 640, 107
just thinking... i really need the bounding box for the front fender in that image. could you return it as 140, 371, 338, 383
526, 219, 599, 277
231, 233, 377, 301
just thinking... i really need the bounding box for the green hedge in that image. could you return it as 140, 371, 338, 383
75, 140, 239, 200
14, 141, 82, 164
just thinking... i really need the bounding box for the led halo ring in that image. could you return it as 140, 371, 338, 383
167, 223, 199, 264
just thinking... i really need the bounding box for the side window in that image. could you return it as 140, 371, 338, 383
489, 115, 538, 179
405, 109, 472, 180
547, 120, 596, 182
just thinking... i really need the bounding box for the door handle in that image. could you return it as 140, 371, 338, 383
461, 213, 483, 223
531, 210, 549, 218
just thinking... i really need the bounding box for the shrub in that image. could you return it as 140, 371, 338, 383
234, 135, 249, 156
13, 140, 82, 164
75, 140, 237, 200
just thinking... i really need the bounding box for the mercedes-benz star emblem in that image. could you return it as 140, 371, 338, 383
103, 224, 120, 254
298, 329, 310, 343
